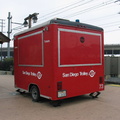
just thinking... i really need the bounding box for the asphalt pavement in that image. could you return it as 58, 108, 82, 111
0, 75, 120, 120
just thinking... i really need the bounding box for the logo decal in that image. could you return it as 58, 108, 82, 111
37, 72, 42, 79
89, 70, 96, 77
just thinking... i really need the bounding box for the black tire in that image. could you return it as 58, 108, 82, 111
30, 86, 40, 102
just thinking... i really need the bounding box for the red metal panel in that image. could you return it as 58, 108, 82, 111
59, 29, 102, 67
18, 31, 43, 66
52, 24, 104, 100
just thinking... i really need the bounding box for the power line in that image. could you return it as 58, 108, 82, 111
38, 0, 95, 22
37, 0, 115, 24
12, 0, 119, 33
39, 0, 85, 18
63, 0, 114, 18
84, 13, 119, 22
11, 26, 25, 37
105, 29, 120, 33
12, 25, 24, 31
99, 21, 120, 27
0, 19, 5, 32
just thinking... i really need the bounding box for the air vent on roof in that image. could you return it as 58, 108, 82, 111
54, 18, 69, 21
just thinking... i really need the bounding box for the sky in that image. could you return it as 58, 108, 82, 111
0, 0, 120, 47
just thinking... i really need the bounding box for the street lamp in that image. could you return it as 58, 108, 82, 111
23, 13, 39, 28
23, 20, 28, 27
32, 15, 38, 23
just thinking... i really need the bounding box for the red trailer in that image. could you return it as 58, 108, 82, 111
14, 18, 104, 106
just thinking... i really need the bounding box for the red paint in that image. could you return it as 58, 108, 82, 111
14, 19, 104, 100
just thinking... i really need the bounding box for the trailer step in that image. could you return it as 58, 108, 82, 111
89, 92, 101, 98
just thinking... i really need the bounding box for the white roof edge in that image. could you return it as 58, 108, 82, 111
14, 20, 51, 36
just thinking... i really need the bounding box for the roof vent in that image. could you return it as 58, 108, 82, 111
54, 18, 69, 21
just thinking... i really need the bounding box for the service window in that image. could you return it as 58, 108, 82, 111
18, 31, 44, 67
58, 28, 102, 67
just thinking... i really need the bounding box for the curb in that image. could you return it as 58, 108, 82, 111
0, 71, 12, 75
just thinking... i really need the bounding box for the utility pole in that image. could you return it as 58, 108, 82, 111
7, 12, 12, 58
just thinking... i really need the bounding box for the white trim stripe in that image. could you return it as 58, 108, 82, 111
40, 94, 52, 99
18, 31, 43, 40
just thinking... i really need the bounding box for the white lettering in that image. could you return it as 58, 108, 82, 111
25, 71, 30, 76
22, 71, 42, 79
99, 84, 104, 89
62, 70, 96, 78
70, 72, 79, 77
62, 73, 70, 77
79, 72, 88, 76
31, 72, 37, 77
44, 40, 50, 43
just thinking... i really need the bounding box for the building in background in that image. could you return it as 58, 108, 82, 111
0, 32, 10, 60
1, 47, 13, 59
104, 44, 120, 79
104, 44, 120, 56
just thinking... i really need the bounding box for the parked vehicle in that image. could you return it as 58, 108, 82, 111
14, 18, 104, 106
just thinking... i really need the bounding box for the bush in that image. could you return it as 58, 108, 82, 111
0, 58, 14, 71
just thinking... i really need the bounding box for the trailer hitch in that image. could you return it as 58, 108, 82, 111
50, 100, 62, 107
89, 92, 101, 98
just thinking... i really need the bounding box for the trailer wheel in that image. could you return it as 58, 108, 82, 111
30, 86, 40, 102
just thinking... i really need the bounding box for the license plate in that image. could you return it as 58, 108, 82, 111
58, 90, 66, 98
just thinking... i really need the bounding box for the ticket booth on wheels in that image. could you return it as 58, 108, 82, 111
14, 18, 104, 106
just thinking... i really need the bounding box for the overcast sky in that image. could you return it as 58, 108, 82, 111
0, 0, 120, 47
